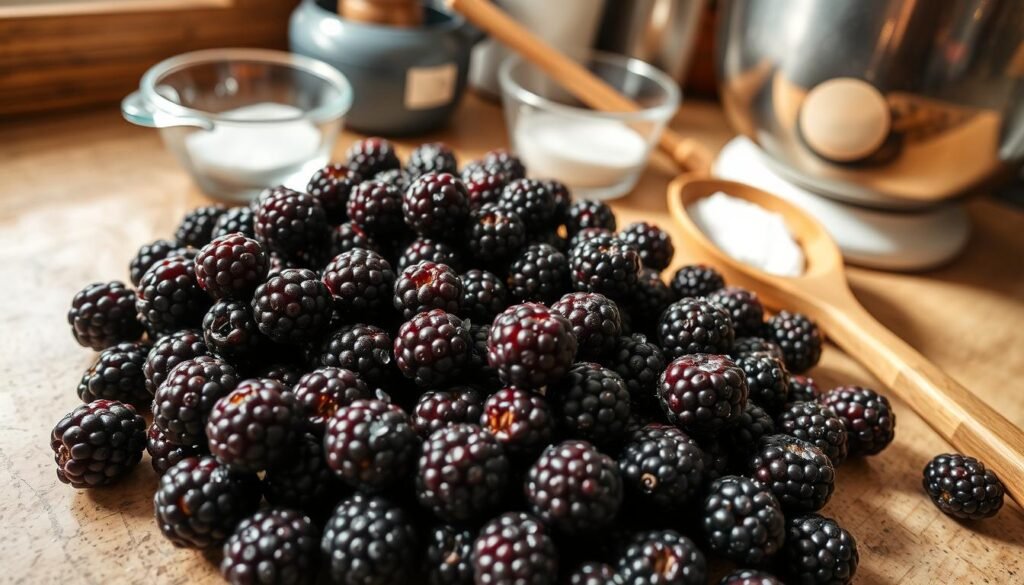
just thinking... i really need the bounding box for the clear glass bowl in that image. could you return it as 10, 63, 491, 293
122, 48, 353, 203
499, 51, 680, 200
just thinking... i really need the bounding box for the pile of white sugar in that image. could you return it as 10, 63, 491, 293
688, 192, 805, 277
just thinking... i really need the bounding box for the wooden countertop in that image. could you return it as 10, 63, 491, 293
1, 94, 1022, 584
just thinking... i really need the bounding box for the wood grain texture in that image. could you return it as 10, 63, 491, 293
0, 95, 1021, 584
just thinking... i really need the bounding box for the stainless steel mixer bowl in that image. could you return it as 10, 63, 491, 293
717, 0, 1024, 208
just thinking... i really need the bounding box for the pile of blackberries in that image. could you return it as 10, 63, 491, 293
55, 138, 1004, 585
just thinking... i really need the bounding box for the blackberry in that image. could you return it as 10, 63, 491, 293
657, 298, 734, 359
506, 243, 571, 304
619, 222, 674, 272
568, 563, 619, 585
719, 570, 784, 585
617, 530, 707, 585
68, 281, 143, 350
314, 323, 393, 386
542, 179, 571, 224
473, 512, 558, 585
480, 387, 555, 458
254, 188, 330, 260
465, 204, 526, 264
550, 362, 631, 446
221, 508, 320, 585
345, 137, 401, 178
481, 148, 527, 181
264, 433, 343, 516
51, 399, 146, 488
324, 399, 417, 492
524, 440, 622, 534
346, 180, 406, 236
707, 287, 764, 337
552, 292, 622, 359
748, 434, 835, 512
194, 233, 269, 300
307, 163, 363, 224
76, 341, 150, 408
374, 168, 411, 192
129, 239, 180, 287
628, 268, 677, 336
729, 337, 785, 362
322, 248, 396, 317
175, 205, 226, 248
565, 200, 616, 238
393, 261, 464, 319
459, 269, 507, 323
777, 401, 849, 466
152, 355, 239, 446
569, 227, 613, 250
657, 354, 747, 435
417, 424, 510, 523
331, 221, 382, 257
251, 268, 333, 344
202, 299, 265, 361
136, 255, 211, 336
413, 387, 485, 438
407, 142, 459, 179
322, 494, 418, 584
487, 303, 578, 389
423, 524, 476, 585
403, 172, 470, 237
618, 423, 705, 510
499, 178, 556, 232
725, 402, 775, 459
763, 311, 823, 373
670, 264, 724, 298
701, 475, 784, 565
922, 453, 1004, 520
462, 167, 509, 210
788, 375, 820, 404
155, 455, 262, 548
397, 236, 464, 272
291, 367, 372, 434
819, 385, 895, 455
607, 334, 666, 414
143, 328, 210, 394
146, 423, 206, 475
206, 379, 301, 472
781, 514, 859, 585
394, 309, 472, 387
735, 353, 790, 415
212, 206, 256, 240
569, 235, 641, 301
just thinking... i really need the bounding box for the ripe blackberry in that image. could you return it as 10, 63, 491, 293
481, 148, 527, 181
506, 243, 571, 304
413, 387, 485, 438
263, 433, 343, 516
777, 401, 849, 466
480, 387, 555, 458
291, 367, 371, 434
51, 399, 146, 488
618, 424, 705, 510
321, 248, 395, 317
462, 167, 509, 210
819, 385, 895, 455
143, 328, 209, 393
394, 309, 472, 387
788, 375, 820, 404
330, 221, 382, 257
130, 239, 180, 287
568, 562, 619, 585
922, 453, 1004, 520
251, 268, 333, 344
459, 269, 507, 323
396, 237, 463, 273
393, 261, 464, 319
565, 200, 616, 238
146, 423, 206, 475
707, 287, 765, 337
152, 355, 239, 446
627, 268, 677, 336
346, 180, 406, 236
322, 493, 417, 584
194, 233, 268, 300
552, 292, 622, 360
550, 363, 631, 446
729, 337, 785, 362
473, 512, 558, 585
763, 311, 823, 373
719, 569, 784, 585
374, 168, 411, 191
308, 163, 363, 224
314, 323, 393, 386
748, 434, 835, 512
542, 179, 571, 224
202, 299, 265, 361
617, 530, 707, 585
569, 235, 641, 301
499, 178, 557, 232
254, 188, 330, 261
525, 440, 622, 533
77, 341, 150, 409
207, 379, 301, 472
324, 399, 417, 492
465, 204, 526, 264
657, 298, 734, 359
725, 402, 775, 459
136, 255, 211, 336
68, 281, 143, 350
417, 424, 510, 523
781, 514, 859, 585
670, 264, 724, 298
423, 524, 476, 585
607, 334, 666, 414
345, 137, 401, 178
175, 205, 226, 248
212, 206, 256, 240
702, 475, 784, 565
407, 142, 459, 178
487, 303, 578, 389
735, 353, 790, 415
403, 172, 471, 237
221, 508, 320, 585
657, 354, 747, 435
155, 455, 261, 548
619, 222, 674, 272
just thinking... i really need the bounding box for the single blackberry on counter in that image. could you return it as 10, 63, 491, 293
763, 311, 823, 373
130, 239, 180, 287
568, 563, 619, 585
407, 142, 459, 179
465, 204, 526, 265
393, 261, 464, 319
322, 494, 417, 584
321, 248, 395, 317
194, 233, 268, 300
212, 206, 256, 240
413, 387, 485, 438
552, 292, 622, 360
748, 434, 835, 512
550, 363, 631, 446
155, 455, 262, 548
68, 281, 143, 350
707, 287, 765, 337
51, 399, 146, 488
144, 328, 209, 394
922, 453, 1004, 520
499, 178, 556, 232
136, 256, 211, 336
487, 302, 578, 389
263, 433, 343, 516
781, 514, 859, 585
627, 268, 677, 336
346, 180, 406, 236
670, 264, 724, 299
330, 221, 382, 257
506, 242, 571, 304
725, 402, 775, 459
702, 475, 784, 565
819, 385, 894, 455
253, 188, 329, 261
542, 179, 571, 224
617, 530, 706, 585
424, 524, 476, 585
481, 148, 527, 181
730, 337, 785, 362
473, 512, 558, 585
462, 167, 509, 210
735, 353, 790, 415
291, 367, 371, 434
403, 172, 470, 237
397, 236, 464, 272
608, 334, 666, 414
76, 341, 150, 409
345, 137, 400, 178
569, 235, 641, 301
417, 423, 510, 523
146, 423, 206, 476
718, 569, 784, 585
619, 222, 674, 272
459, 269, 507, 323
251, 268, 333, 344
565, 200, 616, 238
202, 299, 265, 361
657, 354, 747, 435
525, 439, 622, 534
152, 355, 239, 446
657, 298, 734, 359
206, 379, 300, 472
394, 309, 471, 387
324, 399, 417, 492
777, 401, 849, 466
257, 361, 305, 388
480, 387, 555, 458
308, 163, 363, 224
619, 424, 705, 511
788, 375, 820, 404
314, 323, 393, 386
221, 508, 320, 585
175, 205, 226, 248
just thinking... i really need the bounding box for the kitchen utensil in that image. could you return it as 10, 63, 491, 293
596, 0, 705, 84
667, 175, 1024, 507
121, 48, 352, 203
339, 0, 423, 26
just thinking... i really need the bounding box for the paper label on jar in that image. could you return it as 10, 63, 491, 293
405, 63, 457, 110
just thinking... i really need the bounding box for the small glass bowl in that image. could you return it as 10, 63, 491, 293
499, 51, 680, 200
122, 48, 353, 203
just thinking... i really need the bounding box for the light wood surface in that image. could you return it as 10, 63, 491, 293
0, 94, 1022, 584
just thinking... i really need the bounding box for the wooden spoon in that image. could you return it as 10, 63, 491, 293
668, 175, 1024, 507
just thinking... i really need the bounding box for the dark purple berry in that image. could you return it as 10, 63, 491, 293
68, 281, 143, 350
51, 399, 146, 488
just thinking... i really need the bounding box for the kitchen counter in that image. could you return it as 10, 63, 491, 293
1, 94, 1022, 584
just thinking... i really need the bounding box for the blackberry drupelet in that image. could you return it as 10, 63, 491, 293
393, 261, 464, 319
206, 379, 301, 472
480, 387, 555, 458
397, 237, 464, 272
68, 281, 143, 350
565, 200, 616, 238
725, 402, 775, 459
130, 239, 181, 287
657, 354, 747, 435
616, 530, 707, 585
719, 569, 784, 585
569, 235, 641, 301
251, 268, 333, 344
670, 264, 724, 299
403, 172, 470, 237
552, 292, 623, 359
657, 298, 735, 359
487, 302, 578, 389
253, 188, 330, 261
707, 287, 765, 337
154, 455, 262, 548
788, 375, 820, 404
194, 233, 269, 300
748, 434, 835, 512
407, 142, 459, 179
344, 137, 401, 178
220, 508, 320, 585
619, 222, 674, 272
423, 524, 476, 585
77, 341, 150, 408
498, 178, 557, 231
322, 493, 417, 584
763, 311, 823, 374
481, 148, 527, 180
324, 398, 417, 492
412, 387, 485, 438
459, 269, 507, 323
51, 399, 146, 488
152, 355, 239, 446
374, 168, 411, 192
416, 424, 510, 523
346, 180, 406, 236
291, 367, 371, 434
729, 337, 784, 362
922, 453, 1004, 519
202, 299, 265, 361
627, 268, 677, 336
506, 242, 571, 304
818, 385, 893, 456
777, 401, 849, 466
175, 205, 226, 248
781, 514, 859, 585
618, 423, 705, 510
701, 475, 784, 565
473, 512, 558, 585
143, 328, 209, 394
568, 563, 619, 585
331, 221, 382, 257
465, 204, 526, 265
263, 433, 343, 516
462, 167, 509, 210
307, 163, 363, 224
146, 423, 206, 475
734, 353, 790, 415
212, 206, 256, 240
524, 439, 622, 534
321, 248, 396, 317
394, 309, 472, 387
542, 179, 571, 224
607, 334, 666, 414
136, 256, 211, 336
550, 362, 631, 446
314, 323, 393, 386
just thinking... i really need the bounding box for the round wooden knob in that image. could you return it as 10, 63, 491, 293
799, 77, 890, 162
